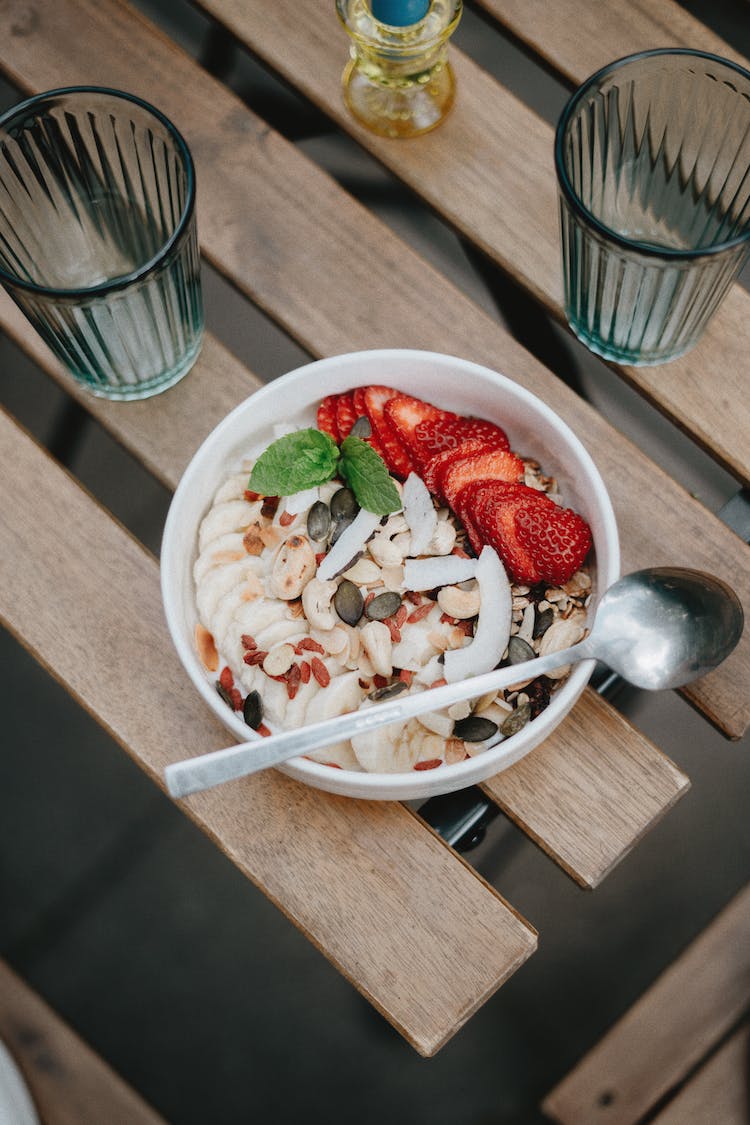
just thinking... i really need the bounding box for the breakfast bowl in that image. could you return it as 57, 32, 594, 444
161, 349, 620, 800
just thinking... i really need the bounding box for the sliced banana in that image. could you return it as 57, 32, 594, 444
352, 711, 445, 773
304, 670, 365, 764
198, 499, 262, 551
213, 472, 253, 504
196, 557, 264, 624
193, 532, 247, 585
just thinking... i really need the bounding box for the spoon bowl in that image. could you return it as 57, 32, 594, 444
165, 567, 743, 799
586, 566, 744, 690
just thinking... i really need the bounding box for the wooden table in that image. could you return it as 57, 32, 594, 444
0, 0, 748, 1062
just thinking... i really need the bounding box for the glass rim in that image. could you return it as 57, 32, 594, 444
554, 48, 750, 261
0, 85, 197, 299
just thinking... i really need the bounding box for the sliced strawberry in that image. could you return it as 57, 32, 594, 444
361, 385, 415, 478
455, 480, 592, 585
453, 417, 510, 451
452, 488, 485, 556
385, 393, 509, 472
335, 392, 358, 440
317, 394, 340, 442
424, 440, 521, 501
351, 386, 387, 461
440, 448, 524, 508
422, 437, 488, 496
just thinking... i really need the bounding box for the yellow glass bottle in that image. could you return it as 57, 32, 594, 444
336, 0, 463, 139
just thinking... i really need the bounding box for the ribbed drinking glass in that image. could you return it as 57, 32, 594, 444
0, 87, 203, 399
555, 50, 750, 366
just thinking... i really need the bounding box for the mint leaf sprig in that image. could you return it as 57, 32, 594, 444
248, 428, 401, 516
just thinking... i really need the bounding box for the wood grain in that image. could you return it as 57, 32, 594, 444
195, 0, 750, 486
0, 409, 536, 1057
653, 1024, 750, 1125
0, 960, 166, 1125
482, 690, 688, 888
476, 0, 748, 88
542, 883, 750, 1122
0, 0, 747, 738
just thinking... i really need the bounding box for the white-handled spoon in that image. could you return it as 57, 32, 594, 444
165, 567, 743, 799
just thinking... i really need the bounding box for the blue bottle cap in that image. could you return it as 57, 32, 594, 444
370, 0, 430, 26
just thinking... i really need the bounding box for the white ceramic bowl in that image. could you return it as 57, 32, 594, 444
161, 349, 620, 800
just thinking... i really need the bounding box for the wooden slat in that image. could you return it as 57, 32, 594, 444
653, 1024, 750, 1125
0, 408, 536, 1057
195, 0, 750, 487
542, 884, 750, 1123
482, 690, 687, 888
0, 0, 747, 741
0, 960, 166, 1125
0, 293, 690, 891
475, 0, 748, 90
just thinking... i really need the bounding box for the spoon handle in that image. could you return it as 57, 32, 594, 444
165, 638, 597, 798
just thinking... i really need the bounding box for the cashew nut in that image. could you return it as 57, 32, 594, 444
343, 557, 382, 585
538, 616, 586, 679
391, 531, 413, 557
269, 534, 316, 600
437, 584, 480, 619
428, 518, 457, 556
360, 620, 393, 678
368, 534, 404, 568
302, 576, 338, 630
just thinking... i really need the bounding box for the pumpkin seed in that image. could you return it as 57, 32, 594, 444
452, 715, 498, 742
243, 690, 263, 730
501, 701, 531, 737
216, 682, 234, 709
369, 680, 408, 702
507, 635, 536, 664
365, 590, 402, 621
307, 500, 331, 542
334, 579, 364, 626
330, 516, 354, 546
533, 607, 554, 639
330, 486, 359, 522
350, 415, 372, 438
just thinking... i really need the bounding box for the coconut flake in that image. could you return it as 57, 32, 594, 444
284, 486, 319, 516
402, 473, 437, 557
317, 508, 381, 581
443, 546, 512, 684
403, 555, 477, 590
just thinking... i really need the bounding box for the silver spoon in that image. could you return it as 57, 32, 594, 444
165, 567, 743, 799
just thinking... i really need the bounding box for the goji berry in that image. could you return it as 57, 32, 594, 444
407, 603, 433, 623
299, 660, 311, 684
414, 758, 442, 771
240, 634, 257, 650
311, 657, 330, 687
279, 509, 295, 527
286, 663, 302, 699
219, 666, 234, 691
384, 617, 401, 643
296, 637, 325, 655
